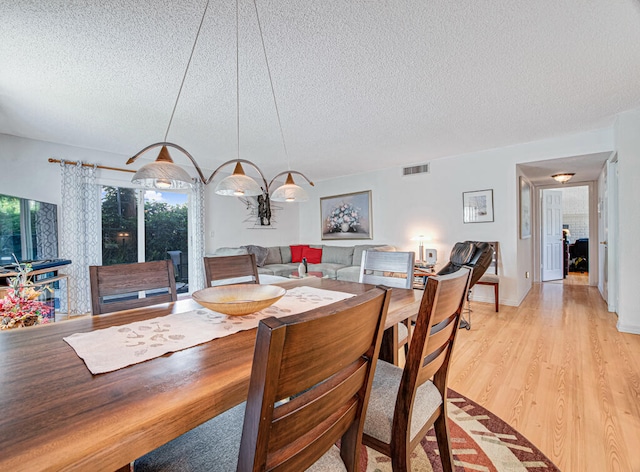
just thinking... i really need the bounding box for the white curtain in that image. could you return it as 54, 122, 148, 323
188, 179, 206, 292
59, 161, 101, 315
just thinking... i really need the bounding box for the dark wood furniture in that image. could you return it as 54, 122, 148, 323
413, 264, 436, 289
363, 268, 471, 472
136, 286, 392, 471
0, 278, 419, 472
203, 254, 260, 287
475, 241, 499, 312
89, 260, 177, 315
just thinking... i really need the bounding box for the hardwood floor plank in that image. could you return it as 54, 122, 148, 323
449, 280, 640, 472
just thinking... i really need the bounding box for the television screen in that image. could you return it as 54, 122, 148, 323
0, 194, 59, 265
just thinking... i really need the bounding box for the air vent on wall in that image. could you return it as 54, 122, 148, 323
402, 163, 430, 176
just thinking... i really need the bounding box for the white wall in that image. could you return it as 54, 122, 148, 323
203, 191, 300, 254
300, 128, 614, 306
615, 109, 640, 334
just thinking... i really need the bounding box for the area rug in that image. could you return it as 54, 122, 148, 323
361, 389, 559, 472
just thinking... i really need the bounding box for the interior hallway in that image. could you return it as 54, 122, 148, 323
449, 282, 640, 472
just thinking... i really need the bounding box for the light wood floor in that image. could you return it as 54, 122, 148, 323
449, 280, 640, 472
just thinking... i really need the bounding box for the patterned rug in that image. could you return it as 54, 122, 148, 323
361, 389, 559, 472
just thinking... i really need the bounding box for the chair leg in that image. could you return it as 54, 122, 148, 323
390, 440, 411, 472
434, 412, 455, 472
494, 283, 499, 312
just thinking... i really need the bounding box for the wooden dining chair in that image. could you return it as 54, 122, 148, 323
359, 250, 416, 366
363, 267, 472, 472
89, 260, 177, 315
475, 241, 500, 311
203, 254, 260, 287
135, 286, 392, 472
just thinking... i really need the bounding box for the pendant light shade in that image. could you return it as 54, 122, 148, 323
270, 172, 309, 202
214, 162, 263, 196
131, 145, 193, 189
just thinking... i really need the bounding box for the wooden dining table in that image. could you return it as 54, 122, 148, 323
0, 278, 420, 472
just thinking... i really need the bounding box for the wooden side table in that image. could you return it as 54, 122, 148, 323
413, 265, 436, 289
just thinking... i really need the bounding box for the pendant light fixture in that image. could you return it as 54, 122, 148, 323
126, 0, 313, 201
551, 173, 575, 184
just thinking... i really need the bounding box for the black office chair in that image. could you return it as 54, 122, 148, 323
436, 241, 494, 329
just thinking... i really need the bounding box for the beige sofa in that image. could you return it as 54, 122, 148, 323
210, 244, 395, 282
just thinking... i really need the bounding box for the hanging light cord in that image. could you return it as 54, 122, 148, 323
236, 0, 241, 160
163, 0, 212, 141
252, 0, 290, 168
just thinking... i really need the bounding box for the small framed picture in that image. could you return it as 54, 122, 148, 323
463, 189, 494, 223
320, 190, 372, 240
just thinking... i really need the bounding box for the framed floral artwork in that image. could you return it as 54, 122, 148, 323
462, 189, 494, 223
320, 190, 372, 240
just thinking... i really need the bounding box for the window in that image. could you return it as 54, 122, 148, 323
101, 187, 189, 292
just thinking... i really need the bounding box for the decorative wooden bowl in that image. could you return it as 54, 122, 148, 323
192, 284, 286, 316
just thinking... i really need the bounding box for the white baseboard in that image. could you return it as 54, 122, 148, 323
470, 294, 519, 307
616, 321, 640, 335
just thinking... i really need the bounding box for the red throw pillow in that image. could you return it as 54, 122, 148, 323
290, 245, 310, 263
302, 247, 322, 264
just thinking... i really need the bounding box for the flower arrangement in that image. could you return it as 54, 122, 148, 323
326, 202, 360, 232
0, 258, 52, 330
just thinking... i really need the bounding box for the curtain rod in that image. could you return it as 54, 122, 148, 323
48, 158, 136, 174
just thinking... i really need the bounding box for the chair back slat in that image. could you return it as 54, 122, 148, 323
486, 241, 499, 275
269, 359, 367, 451
417, 346, 449, 386
203, 254, 260, 286
89, 260, 177, 315
359, 251, 415, 289
238, 287, 391, 472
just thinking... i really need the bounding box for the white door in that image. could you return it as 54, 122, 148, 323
599, 165, 608, 300
542, 189, 563, 281
607, 160, 619, 312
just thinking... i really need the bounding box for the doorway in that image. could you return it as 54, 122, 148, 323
541, 185, 590, 284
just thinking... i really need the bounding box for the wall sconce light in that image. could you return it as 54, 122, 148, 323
126, 0, 313, 202
551, 173, 575, 184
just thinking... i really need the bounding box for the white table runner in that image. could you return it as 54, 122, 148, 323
64, 286, 354, 375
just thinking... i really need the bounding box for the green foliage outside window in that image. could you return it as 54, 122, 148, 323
101, 187, 188, 272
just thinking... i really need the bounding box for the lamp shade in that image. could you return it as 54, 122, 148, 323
270, 173, 309, 202
214, 162, 263, 197
131, 146, 193, 189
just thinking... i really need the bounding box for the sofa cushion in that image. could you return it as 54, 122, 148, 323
290, 245, 310, 263
242, 245, 268, 267
307, 263, 347, 280
302, 247, 323, 264
279, 246, 292, 263
213, 247, 249, 256
336, 266, 361, 282
322, 245, 354, 265
352, 245, 381, 267
264, 247, 282, 265
263, 263, 297, 277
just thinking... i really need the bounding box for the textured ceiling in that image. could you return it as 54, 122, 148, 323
2, 0, 640, 181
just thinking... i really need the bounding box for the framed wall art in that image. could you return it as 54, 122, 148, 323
462, 189, 494, 223
519, 177, 532, 239
320, 190, 372, 240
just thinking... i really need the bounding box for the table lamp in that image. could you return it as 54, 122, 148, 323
411, 235, 428, 262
